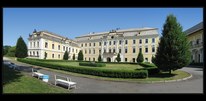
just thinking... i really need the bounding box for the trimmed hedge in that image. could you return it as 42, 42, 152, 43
139, 62, 156, 67
79, 62, 106, 67
141, 67, 160, 75
18, 58, 148, 78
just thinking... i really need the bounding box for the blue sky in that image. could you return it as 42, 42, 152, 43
3, 8, 203, 46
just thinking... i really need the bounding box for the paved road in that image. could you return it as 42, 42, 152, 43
3, 57, 203, 93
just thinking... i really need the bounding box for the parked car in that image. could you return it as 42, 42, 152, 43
8, 63, 18, 69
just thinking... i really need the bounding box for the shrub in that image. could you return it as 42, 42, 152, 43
79, 62, 106, 67
17, 58, 148, 78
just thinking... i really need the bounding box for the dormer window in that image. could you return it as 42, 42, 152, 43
111, 36, 114, 39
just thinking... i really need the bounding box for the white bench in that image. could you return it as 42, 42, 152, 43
54, 75, 77, 89
32, 68, 44, 79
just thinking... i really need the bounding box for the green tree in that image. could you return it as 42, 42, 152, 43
73, 54, 75, 60
44, 52, 47, 59
116, 53, 121, 62
15, 36, 28, 58
137, 51, 144, 63
98, 54, 102, 62
6, 46, 16, 57
154, 14, 191, 74
63, 51, 68, 60
3, 45, 11, 56
152, 55, 155, 63
78, 50, 84, 61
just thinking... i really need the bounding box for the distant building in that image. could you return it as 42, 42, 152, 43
75, 27, 159, 63
28, 30, 80, 60
185, 22, 203, 63
28, 27, 160, 63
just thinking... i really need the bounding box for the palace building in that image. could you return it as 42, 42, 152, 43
75, 27, 159, 63
185, 22, 203, 63
28, 30, 80, 60
28, 27, 160, 63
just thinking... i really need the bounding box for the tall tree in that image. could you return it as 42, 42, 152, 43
15, 36, 28, 58
98, 54, 102, 62
73, 54, 75, 60
116, 53, 121, 62
137, 51, 144, 63
154, 14, 191, 74
63, 51, 68, 60
78, 50, 83, 61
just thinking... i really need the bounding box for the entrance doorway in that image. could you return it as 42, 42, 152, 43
107, 57, 111, 62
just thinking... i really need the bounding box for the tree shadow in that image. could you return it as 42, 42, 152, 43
3, 64, 23, 85
148, 72, 177, 78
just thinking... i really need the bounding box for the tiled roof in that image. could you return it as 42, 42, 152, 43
184, 22, 203, 36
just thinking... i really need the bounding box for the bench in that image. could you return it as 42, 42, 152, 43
54, 75, 77, 89
32, 68, 44, 79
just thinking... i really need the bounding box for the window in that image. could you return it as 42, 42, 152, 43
33, 51, 35, 56
133, 58, 135, 63
58, 54, 60, 58
45, 42, 48, 48
81, 44, 83, 47
113, 41, 116, 45
109, 49, 111, 53
52, 54, 54, 58
125, 58, 127, 62
152, 47, 155, 52
58, 45, 60, 50
72, 48, 74, 52
30, 51, 32, 56
30, 42, 32, 48
125, 48, 127, 53
119, 49, 121, 53
85, 58, 86, 61
37, 42, 39, 47
85, 43, 87, 47
133, 40, 136, 44
145, 39, 148, 43
119, 40, 121, 45
125, 40, 128, 44
145, 47, 148, 53
85, 50, 87, 54
139, 48, 142, 52
133, 47, 135, 53
93, 49, 95, 54
94, 43, 95, 46
66, 47, 68, 51
69, 48, 71, 52
76, 49, 78, 53
93, 58, 95, 61
104, 42, 107, 46
99, 49, 101, 54
139, 39, 142, 44
109, 41, 111, 45
113, 49, 115, 53
89, 43, 91, 46
104, 49, 106, 53
63, 46, 65, 51
152, 38, 155, 43
34, 42, 35, 47
89, 49, 91, 54
99, 42, 101, 46
52, 44, 54, 49
89, 58, 90, 61
37, 51, 39, 56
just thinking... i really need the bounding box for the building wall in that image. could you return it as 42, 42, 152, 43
187, 30, 203, 63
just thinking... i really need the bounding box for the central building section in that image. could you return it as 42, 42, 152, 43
75, 27, 159, 63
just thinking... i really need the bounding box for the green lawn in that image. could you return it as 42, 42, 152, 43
46, 61, 144, 71
3, 65, 70, 93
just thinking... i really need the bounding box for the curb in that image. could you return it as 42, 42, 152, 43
151, 73, 193, 83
